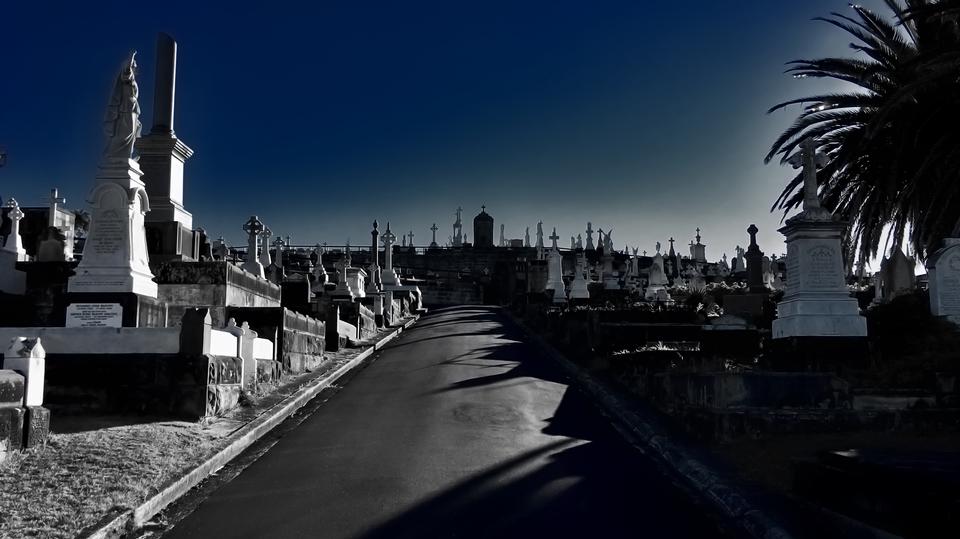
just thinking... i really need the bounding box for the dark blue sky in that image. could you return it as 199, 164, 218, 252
1, 1, 886, 260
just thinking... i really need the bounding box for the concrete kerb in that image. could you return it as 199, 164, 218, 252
81, 315, 420, 539
503, 309, 793, 539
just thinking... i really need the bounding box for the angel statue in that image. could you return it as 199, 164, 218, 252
103, 51, 142, 162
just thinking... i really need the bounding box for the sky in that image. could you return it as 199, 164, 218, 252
0, 0, 892, 264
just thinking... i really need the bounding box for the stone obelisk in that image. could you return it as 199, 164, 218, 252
136, 33, 197, 261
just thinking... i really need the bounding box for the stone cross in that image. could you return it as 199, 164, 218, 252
549, 227, 560, 250
382, 222, 397, 270
789, 137, 830, 214
48, 188, 66, 228
668, 237, 675, 253
241, 215, 265, 277
272, 236, 286, 254
260, 227, 273, 267
2, 198, 26, 258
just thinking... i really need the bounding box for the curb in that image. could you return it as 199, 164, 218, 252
504, 309, 793, 539
81, 316, 419, 539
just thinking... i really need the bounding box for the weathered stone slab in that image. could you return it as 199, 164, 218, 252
0, 370, 25, 407
23, 406, 50, 448
0, 406, 25, 452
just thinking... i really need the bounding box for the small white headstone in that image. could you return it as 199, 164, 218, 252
4, 337, 45, 407
66, 303, 123, 328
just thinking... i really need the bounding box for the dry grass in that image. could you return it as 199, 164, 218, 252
0, 319, 412, 538
715, 430, 960, 494
0, 421, 217, 538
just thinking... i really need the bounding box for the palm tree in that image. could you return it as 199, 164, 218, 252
765, 0, 960, 264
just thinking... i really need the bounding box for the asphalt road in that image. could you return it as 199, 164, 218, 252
164, 306, 722, 538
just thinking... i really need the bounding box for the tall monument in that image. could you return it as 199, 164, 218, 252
772, 138, 866, 339
136, 33, 198, 261
68, 52, 162, 325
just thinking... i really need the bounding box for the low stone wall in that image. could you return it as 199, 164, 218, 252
38, 352, 240, 418
225, 307, 325, 375
155, 261, 282, 327
0, 327, 181, 355
418, 279, 482, 306
0, 309, 259, 419
653, 372, 850, 410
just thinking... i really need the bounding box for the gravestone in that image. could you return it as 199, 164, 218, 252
0, 199, 27, 295
773, 138, 866, 339
644, 248, 670, 301
240, 216, 265, 278
68, 52, 160, 312
568, 253, 590, 299
880, 248, 915, 301
546, 229, 566, 303
926, 238, 960, 325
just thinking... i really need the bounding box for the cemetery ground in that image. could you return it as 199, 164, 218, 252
511, 291, 960, 538
0, 318, 417, 539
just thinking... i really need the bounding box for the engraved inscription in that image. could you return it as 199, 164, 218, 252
92, 218, 125, 256
66, 303, 123, 328
939, 254, 960, 312
804, 245, 841, 289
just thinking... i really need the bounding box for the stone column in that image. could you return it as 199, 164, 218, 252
367, 220, 382, 294
745, 224, 765, 293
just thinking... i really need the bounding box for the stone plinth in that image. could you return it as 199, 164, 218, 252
926, 238, 960, 325
68, 159, 158, 298
772, 217, 866, 338
138, 135, 194, 228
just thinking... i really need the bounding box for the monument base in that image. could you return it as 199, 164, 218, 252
772, 295, 866, 338
0, 251, 26, 295
68, 267, 158, 298
145, 221, 200, 262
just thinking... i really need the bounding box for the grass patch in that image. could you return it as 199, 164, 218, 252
0, 421, 217, 538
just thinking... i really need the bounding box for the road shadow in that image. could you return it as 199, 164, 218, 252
357, 392, 719, 538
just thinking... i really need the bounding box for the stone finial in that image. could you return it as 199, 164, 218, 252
747, 224, 759, 248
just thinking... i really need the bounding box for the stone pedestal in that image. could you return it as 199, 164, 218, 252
772, 217, 866, 338
68, 159, 158, 299
137, 135, 194, 229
